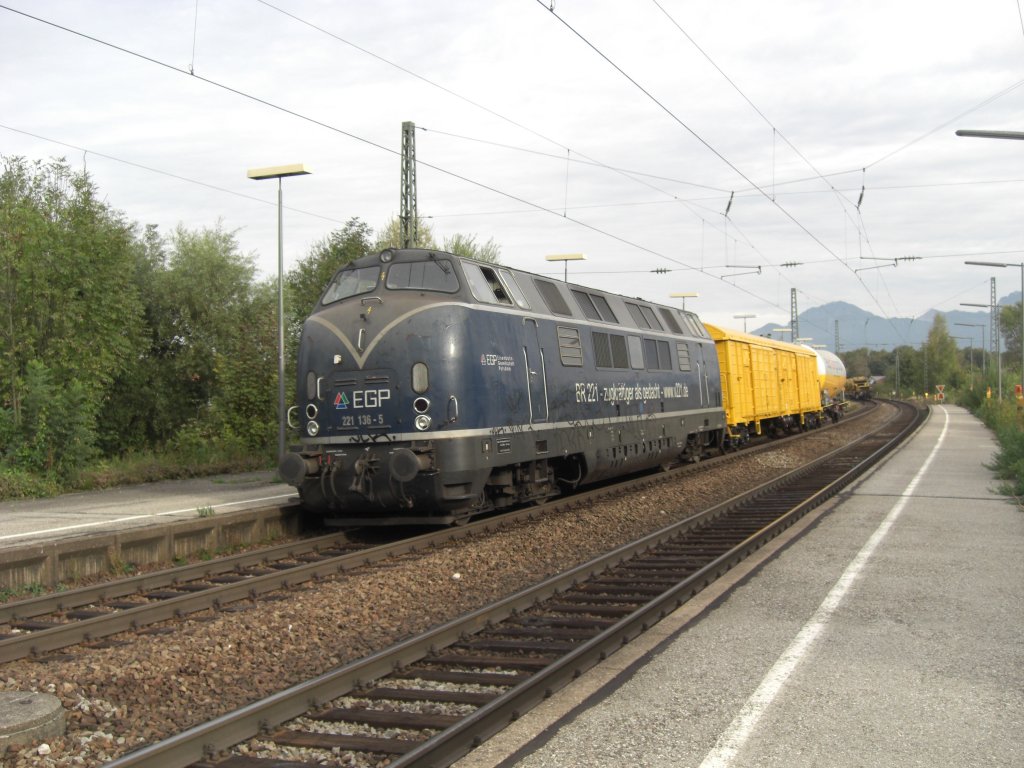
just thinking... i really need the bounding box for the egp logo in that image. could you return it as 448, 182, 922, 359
354, 389, 390, 408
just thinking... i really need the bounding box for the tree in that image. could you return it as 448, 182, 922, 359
442, 232, 501, 263
0, 156, 144, 471
207, 278, 278, 452
998, 300, 1022, 377
372, 215, 437, 252
102, 222, 273, 454
922, 314, 959, 393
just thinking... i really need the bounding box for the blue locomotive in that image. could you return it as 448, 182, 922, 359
279, 248, 727, 524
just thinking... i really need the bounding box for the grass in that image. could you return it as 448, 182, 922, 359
0, 447, 275, 502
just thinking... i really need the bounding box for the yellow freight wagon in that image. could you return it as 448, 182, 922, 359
705, 324, 823, 444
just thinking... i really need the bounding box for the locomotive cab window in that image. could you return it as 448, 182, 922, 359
321, 266, 381, 305
385, 258, 460, 293
683, 312, 710, 338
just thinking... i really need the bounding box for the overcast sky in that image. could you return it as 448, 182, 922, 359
3, 0, 1022, 345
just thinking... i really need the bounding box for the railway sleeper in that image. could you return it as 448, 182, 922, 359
393, 669, 528, 688
268, 729, 420, 756
361, 687, 499, 706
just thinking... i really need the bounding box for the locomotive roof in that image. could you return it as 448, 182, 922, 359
339, 248, 712, 340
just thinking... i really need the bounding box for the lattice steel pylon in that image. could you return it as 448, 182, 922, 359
400, 121, 417, 249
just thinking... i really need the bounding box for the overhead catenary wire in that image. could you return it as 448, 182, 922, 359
253, 0, 727, 219
250, 0, 791, 290
0, 2, 793, 316
535, 0, 911, 343
5, 3, 1014, 331
0, 123, 352, 226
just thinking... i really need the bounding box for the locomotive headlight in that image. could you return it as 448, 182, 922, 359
414, 414, 432, 431
412, 362, 429, 394
307, 420, 320, 437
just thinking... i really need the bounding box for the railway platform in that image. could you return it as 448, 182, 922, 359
458, 404, 1024, 768
0, 470, 290, 548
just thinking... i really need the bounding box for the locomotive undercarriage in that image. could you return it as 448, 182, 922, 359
287, 418, 724, 525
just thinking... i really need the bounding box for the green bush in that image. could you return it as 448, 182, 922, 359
0, 466, 60, 499
975, 399, 1024, 497
992, 422, 1024, 497
11, 361, 99, 477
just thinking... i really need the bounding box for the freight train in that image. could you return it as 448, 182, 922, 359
279, 248, 846, 525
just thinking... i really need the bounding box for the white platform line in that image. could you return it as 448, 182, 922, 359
0, 493, 295, 543
698, 406, 950, 768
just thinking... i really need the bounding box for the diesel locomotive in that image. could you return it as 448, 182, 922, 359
279, 247, 727, 524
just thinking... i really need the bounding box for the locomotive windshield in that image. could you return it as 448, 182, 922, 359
321, 266, 380, 305
385, 258, 460, 293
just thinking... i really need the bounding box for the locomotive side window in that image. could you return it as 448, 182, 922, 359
627, 336, 644, 369
557, 326, 584, 366
497, 269, 531, 309
572, 290, 602, 321
592, 294, 618, 323
385, 259, 460, 293
593, 333, 613, 368
658, 307, 683, 334
609, 334, 629, 367
571, 289, 619, 323
644, 338, 672, 370
534, 279, 573, 316
593, 332, 629, 369
639, 305, 664, 330
625, 302, 664, 331
464, 263, 512, 305
321, 266, 381, 304
625, 302, 648, 328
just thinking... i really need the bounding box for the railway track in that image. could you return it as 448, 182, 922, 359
0, 403, 876, 665
99, 399, 923, 768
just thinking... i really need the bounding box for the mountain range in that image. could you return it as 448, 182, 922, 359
749, 292, 1021, 352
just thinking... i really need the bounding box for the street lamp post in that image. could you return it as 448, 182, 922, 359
545, 253, 586, 282
247, 163, 312, 463
669, 292, 698, 310
733, 313, 755, 332
965, 260, 1024, 399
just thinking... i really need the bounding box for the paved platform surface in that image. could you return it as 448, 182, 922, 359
458, 404, 1024, 768
0, 470, 292, 547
